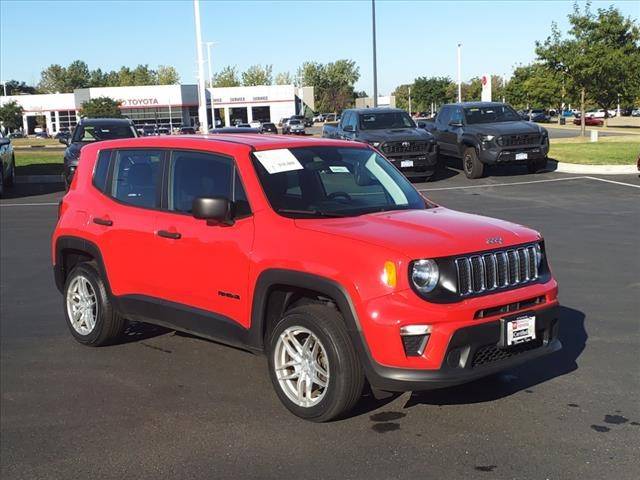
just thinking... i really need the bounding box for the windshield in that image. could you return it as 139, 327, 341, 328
359, 111, 416, 130
73, 124, 137, 142
464, 105, 521, 124
252, 146, 426, 218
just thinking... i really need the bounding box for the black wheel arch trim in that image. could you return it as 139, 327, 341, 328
54, 236, 112, 295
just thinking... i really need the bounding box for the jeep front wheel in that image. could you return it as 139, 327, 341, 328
463, 147, 484, 179
267, 304, 364, 422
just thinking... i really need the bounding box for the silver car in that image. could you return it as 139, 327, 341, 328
283, 119, 305, 135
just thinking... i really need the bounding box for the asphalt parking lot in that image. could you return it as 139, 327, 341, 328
1, 166, 639, 479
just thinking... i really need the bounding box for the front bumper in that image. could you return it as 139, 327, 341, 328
362, 305, 560, 391
385, 149, 439, 178
479, 143, 549, 165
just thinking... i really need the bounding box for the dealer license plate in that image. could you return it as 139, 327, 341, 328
515, 152, 528, 160
401, 160, 414, 168
505, 314, 536, 346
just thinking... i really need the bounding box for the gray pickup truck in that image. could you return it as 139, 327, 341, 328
423, 102, 549, 179
322, 108, 438, 182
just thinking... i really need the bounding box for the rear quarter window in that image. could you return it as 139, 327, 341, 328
93, 150, 111, 193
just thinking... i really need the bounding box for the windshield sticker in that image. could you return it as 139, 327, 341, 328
254, 149, 303, 174
329, 166, 350, 173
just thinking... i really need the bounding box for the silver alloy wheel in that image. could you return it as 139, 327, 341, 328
66, 275, 98, 335
273, 326, 330, 407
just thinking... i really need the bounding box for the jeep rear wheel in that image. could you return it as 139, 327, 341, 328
267, 304, 364, 422
64, 263, 125, 346
463, 147, 484, 179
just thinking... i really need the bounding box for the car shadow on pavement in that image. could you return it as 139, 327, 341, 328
119, 321, 172, 344
1, 182, 65, 200
439, 155, 555, 178
402, 305, 586, 408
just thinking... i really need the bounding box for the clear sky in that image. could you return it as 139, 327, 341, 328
1, 0, 638, 94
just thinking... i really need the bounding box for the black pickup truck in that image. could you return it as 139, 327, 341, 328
322, 108, 438, 182
423, 102, 549, 179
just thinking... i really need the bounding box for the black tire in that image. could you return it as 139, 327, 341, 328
267, 304, 365, 422
63, 262, 126, 346
527, 158, 547, 174
463, 147, 484, 179
5, 156, 15, 187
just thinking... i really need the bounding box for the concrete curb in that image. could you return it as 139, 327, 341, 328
15, 175, 63, 184
553, 162, 637, 175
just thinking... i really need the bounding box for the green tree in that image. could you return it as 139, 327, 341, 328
157, 65, 180, 84
1, 80, 37, 96
411, 76, 456, 111
393, 84, 411, 111
0, 100, 24, 130
38, 64, 68, 93
242, 64, 273, 86
80, 97, 122, 118
461, 77, 482, 102
275, 72, 293, 85
66, 60, 91, 90
536, 3, 640, 129
297, 59, 360, 113
213, 66, 241, 87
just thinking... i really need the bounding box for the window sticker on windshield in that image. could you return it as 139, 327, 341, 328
329, 166, 350, 173
254, 149, 304, 174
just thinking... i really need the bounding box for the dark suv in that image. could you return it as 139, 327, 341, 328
62, 118, 138, 188
424, 102, 549, 179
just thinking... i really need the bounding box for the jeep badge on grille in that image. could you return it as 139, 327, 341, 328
486, 236, 503, 245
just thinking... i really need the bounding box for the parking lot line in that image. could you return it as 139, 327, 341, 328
0, 202, 59, 207
419, 176, 588, 192
584, 176, 640, 189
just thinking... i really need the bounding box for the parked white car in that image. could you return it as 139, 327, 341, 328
585, 109, 617, 118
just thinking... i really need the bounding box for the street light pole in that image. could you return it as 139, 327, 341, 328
457, 43, 462, 103
408, 85, 412, 116
371, 0, 378, 107
193, 0, 208, 133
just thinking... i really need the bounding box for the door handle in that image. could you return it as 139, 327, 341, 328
93, 217, 113, 226
157, 230, 181, 240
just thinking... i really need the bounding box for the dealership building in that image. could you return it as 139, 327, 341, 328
0, 83, 314, 134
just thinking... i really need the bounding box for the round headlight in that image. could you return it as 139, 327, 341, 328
411, 259, 439, 293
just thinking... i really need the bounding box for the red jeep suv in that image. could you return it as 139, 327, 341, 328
52, 134, 561, 421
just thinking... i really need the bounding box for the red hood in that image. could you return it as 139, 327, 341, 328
295, 207, 541, 259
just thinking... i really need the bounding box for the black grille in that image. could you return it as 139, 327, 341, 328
499, 134, 541, 147
382, 141, 428, 155
455, 244, 540, 296
401, 334, 429, 357
472, 339, 543, 367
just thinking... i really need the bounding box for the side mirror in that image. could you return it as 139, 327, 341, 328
192, 196, 234, 225
417, 121, 426, 129
343, 124, 354, 132
59, 136, 69, 146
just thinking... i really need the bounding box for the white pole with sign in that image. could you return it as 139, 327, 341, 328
481, 74, 492, 102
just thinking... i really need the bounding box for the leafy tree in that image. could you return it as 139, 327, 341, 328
66, 60, 91, 90
536, 3, 640, 129
393, 84, 411, 111
505, 63, 571, 115
461, 77, 482, 102
157, 65, 180, 84
275, 72, 293, 85
213, 66, 241, 87
412, 76, 456, 111
38, 64, 68, 93
0, 100, 24, 130
80, 97, 122, 118
1, 80, 37, 96
297, 59, 360, 113
242, 64, 273, 86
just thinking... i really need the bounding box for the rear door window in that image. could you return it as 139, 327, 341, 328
111, 150, 163, 208
93, 150, 112, 193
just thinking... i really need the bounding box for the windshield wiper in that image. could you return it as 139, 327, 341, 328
275, 208, 347, 218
